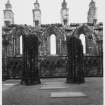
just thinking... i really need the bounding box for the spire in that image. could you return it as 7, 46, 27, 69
36, 0, 38, 3
61, 0, 69, 26
62, 0, 67, 9
91, 0, 94, 3
63, 0, 66, 3
5, 0, 12, 10
35, 0, 39, 4
34, 0, 40, 9
89, 0, 95, 7
4, 0, 14, 26
87, 0, 97, 23
7, 0, 10, 4
33, 0, 41, 27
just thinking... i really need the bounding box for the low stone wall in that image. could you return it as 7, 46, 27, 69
39, 56, 67, 77
84, 56, 103, 77
2, 55, 103, 80
39, 56, 103, 77
2, 57, 23, 80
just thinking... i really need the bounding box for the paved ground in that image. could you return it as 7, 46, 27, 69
2, 78, 103, 105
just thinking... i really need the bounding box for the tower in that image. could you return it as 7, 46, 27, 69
33, 0, 41, 27
61, 0, 69, 26
87, 0, 97, 24
3, 0, 14, 27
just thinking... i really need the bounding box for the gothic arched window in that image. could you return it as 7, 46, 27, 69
20, 35, 23, 54
79, 34, 86, 54
50, 34, 56, 55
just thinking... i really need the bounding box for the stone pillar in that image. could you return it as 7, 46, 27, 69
21, 35, 41, 85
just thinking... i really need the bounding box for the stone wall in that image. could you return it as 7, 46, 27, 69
2, 56, 103, 80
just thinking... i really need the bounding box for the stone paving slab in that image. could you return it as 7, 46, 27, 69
43, 82, 65, 85
40, 86, 68, 89
2, 83, 18, 91
2, 83, 17, 86
40, 81, 69, 89
51, 92, 86, 97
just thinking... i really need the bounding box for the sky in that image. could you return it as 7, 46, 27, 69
0, 0, 104, 26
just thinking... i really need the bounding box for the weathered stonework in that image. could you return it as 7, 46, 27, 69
2, 22, 103, 57
2, 0, 103, 79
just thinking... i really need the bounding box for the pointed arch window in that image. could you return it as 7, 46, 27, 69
50, 34, 56, 55
79, 34, 86, 54
20, 35, 23, 55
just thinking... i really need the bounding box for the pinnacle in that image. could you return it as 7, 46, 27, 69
7, 0, 10, 4
36, 0, 38, 3
63, 0, 66, 3
91, 0, 95, 3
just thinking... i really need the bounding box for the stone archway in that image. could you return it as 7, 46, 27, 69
72, 24, 98, 56
42, 25, 66, 55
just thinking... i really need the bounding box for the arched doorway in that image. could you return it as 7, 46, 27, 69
50, 34, 56, 55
